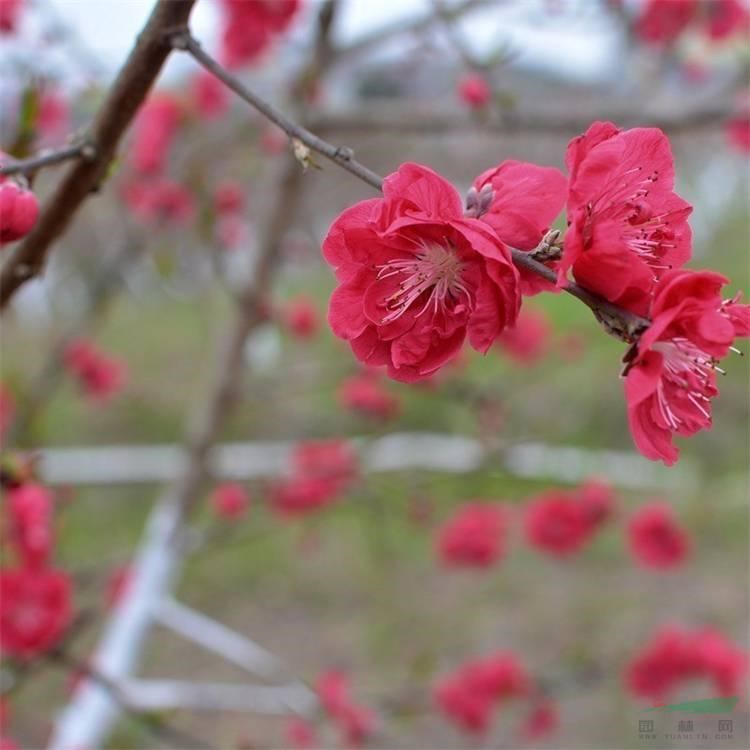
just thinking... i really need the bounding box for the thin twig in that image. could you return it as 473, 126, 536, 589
177, 32, 650, 341
0, 0, 197, 310
0, 143, 95, 177
171, 33, 383, 191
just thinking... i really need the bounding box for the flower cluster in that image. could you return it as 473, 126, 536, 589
322, 121, 748, 464
63, 338, 126, 401
523, 481, 615, 558
315, 670, 376, 746
219, 0, 301, 69
123, 93, 196, 230
626, 625, 747, 701
270, 440, 358, 517
0, 481, 72, 661
433, 651, 553, 738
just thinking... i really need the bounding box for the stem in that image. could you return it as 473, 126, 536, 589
0, 143, 95, 177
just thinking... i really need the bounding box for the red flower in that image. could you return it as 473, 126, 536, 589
523, 490, 593, 557
0, 0, 22, 34
0, 567, 72, 660
457, 73, 492, 110
130, 93, 182, 175
64, 339, 126, 401
323, 163, 520, 382
271, 441, 357, 518
692, 628, 748, 697
0, 182, 39, 245
520, 699, 559, 739
635, 0, 698, 46
210, 482, 250, 520
191, 70, 229, 120
434, 672, 494, 735
219, 0, 301, 69
6, 483, 54, 569
496, 308, 551, 364
628, 502, 690, 569
339, 370, 400, 420
282, 296, 320, 339
436, 502, 509, 568
561, 122, 692, 312
434, 652, 531, 736
470, 160, 567, 295
626, 626, 696, 701
623, 269, 749, 465
292, 440, 358, 487
213, 180, 245, 216
626, 625, 747, 701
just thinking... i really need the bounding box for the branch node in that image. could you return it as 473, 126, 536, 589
335, 146, 354, 161
167, 27, 191, 50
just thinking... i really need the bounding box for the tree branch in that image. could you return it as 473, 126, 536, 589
176, 33, 650, 342
0, 143, 96, 177
0, 0, 197, 311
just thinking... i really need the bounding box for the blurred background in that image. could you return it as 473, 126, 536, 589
0, 0, 748, 748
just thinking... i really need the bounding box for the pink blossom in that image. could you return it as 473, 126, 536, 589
63, 339, 126, 401
219, 0, 301, 69
7, 483, 54, 569
0, 182, 39, 245
623, 269, 749, 465
457, 73, 492, 109
210, 483, 250, 520
436, 502, 509, 568
0, 567, 72, 660
561, 122, 692, 313
628, 502, 691, 569
323, 163, 520, 382
282, 296, 320, 339
471, 160, 567, 296
130, 93, 182, 175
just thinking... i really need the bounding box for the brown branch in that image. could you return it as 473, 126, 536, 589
177, 33, 650, 342
0, 0, 197, 311
0, 143, 96, 177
